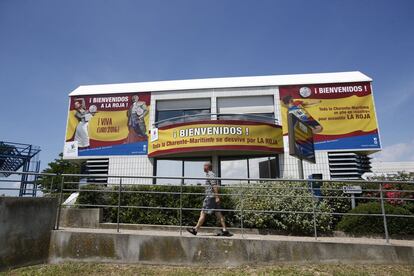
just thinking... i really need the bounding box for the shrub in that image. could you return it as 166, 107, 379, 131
233, 181, 334, 235
77, 184, 115, 221
77, 182, 337, 235
77, 184, 238, 227
362, 183, 414, 206
336, 202, 414, 235
321, 182, 352, 221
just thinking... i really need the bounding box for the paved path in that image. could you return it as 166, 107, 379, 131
59, 227, 414, 247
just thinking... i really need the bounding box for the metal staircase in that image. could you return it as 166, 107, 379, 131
0, 141, 41, 196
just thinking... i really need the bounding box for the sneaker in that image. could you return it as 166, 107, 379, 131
186, 227, 197, 236
216, 230, 233, 237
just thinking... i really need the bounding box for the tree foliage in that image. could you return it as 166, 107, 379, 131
39, 153, 83, 194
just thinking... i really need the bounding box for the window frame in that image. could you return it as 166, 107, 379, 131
153, 157, 213, 185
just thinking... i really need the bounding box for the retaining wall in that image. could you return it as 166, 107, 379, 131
49, 229, 414, 266
0, 197, 58, 271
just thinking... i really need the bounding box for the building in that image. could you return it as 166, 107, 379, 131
63, 71, 381, 184
369, 161, 414, 177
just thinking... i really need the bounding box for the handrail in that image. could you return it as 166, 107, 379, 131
153, 113, 279, 127
1, 170, 413, 184
0, 170, 57, 176
59, 172, 414, 185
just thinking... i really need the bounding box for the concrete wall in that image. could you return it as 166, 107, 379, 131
59, 208, 102, 228
49, 229, 414, 266
0, 197, 58, 271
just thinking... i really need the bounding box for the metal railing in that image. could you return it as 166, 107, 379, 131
1, 170, 414, 243
0, 171, 56, 196
154, 113, 278, 127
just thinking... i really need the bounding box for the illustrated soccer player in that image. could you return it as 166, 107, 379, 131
125, 95, 149, 143
74, 98, 95, 148
282, 95, 323, 134
187, 162, 232, 237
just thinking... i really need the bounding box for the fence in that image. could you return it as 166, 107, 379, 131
1, 170, 414, 243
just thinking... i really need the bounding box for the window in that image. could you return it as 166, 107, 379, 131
156, 109, 210, 127
219, 156, 279, 184
217, 95, 274, 113
155, 158, 211, 185
182, 109, 211, 123
220, 158, 248, 185
218, 113, 275, 124
156, 98, 211, 127
217, 96, 275, 124
249, 157, 279, 178
155, 159, 182, 185
184, 159, 210, 185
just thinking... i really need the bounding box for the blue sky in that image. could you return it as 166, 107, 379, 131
0, 0, 413, 169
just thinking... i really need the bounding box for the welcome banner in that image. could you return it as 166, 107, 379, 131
149, 120, 284, 157
64, 92, 151, 156
279, 82, 380, 150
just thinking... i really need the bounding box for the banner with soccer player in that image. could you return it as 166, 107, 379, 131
279, 82, 380, 150
64, 92, 151, 157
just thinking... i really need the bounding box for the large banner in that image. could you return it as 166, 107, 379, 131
64, 92, 151, 157
288, 113, 315, 163
279, 82, 380, 150
149, 120, 284, 157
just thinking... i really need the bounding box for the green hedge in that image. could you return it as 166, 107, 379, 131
321, 182, 352, 220
234, 182, 334, 235
336, 202, 414, 235
78, 182, 414, 236
77, 184, 239, 227
77, 182, 335, 235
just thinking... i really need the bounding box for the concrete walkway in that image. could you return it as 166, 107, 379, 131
59, 226, 414, 247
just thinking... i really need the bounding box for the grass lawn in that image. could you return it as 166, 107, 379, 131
1, 263, 413, 276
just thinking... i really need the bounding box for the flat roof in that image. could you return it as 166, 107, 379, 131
69, 71, 372, 96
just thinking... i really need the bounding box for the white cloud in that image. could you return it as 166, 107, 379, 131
373, 140, 414, 162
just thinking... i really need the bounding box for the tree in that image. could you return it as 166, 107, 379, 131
39, 153, 83, 194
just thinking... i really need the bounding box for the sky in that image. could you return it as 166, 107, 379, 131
1, 0, 414, 170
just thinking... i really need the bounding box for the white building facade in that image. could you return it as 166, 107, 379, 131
64, 71, 381, 183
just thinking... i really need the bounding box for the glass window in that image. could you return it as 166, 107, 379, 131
218, 113, 275, 124
155, 160, 182, 185
184, 159, 211, 185
220, 158, 248, 185
156, 156, 279, 185
183, 109, 211, 122
220, 156, 280, 185
217, 95, 274, 114
156, 110, 183, 127
157, 98, 211, 111
248, 156, 279, 179
156, 109, 211, 127
155, 158, 211, 185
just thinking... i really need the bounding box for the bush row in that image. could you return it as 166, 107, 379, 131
76, 181, 414, 235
